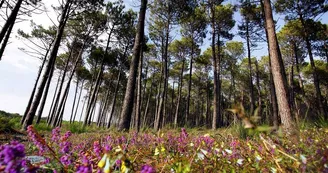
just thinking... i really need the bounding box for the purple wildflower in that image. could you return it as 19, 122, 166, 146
93, 141, 102, 159
27, 126, 47, 154
76, 155, 92, 173
141, 164, 156, 173
51, 127, 61, 143
60, 154, 72, 166
0, 141, 37, 173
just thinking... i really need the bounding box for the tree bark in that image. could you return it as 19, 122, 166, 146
107, 70, 121, 128
263, 0, 297, 138
255, 59, 262, 120
54, 43, 86, 127
46, 69, 62, 124
73, 80, 84, 123
135, 42, 144, 132
36, 62, 55, 124
21, 48, 49, 124
118, 0, 147, 131
0, 0, 23, 59
0, 21, 14, 58
211, 4, 219, 130
186, 43, 193, 126
49, 48, 73, 126
143, 75, 154, 128
174, 59, 185, 128
83, 31, 112, 126
22, 0, 71, 130
246, 20, 255, 115
70, 78, 79, 123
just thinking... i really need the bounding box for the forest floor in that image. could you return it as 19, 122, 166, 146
1, 111, 328, 172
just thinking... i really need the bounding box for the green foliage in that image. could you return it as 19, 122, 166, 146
214, 4, 236, 40
67, 122, 87, 134
34, 122, 53, 132
0, 117, 15, 132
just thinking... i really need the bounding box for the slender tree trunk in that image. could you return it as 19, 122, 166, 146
0, 21, 14, 58
143, 75, 154, 128
118, 0, 147, 131
107, 70, 121, 128
49, 49, 72, 126
73, 80, 84, 123
174, 59, 185, 128
211, 5, 219, 130
46, 70, 62, 124
96, 99, 104, 126
135, 43, 144, 132
83, 32, 112, 127
54, 43, 86, 127
79, 98, 87, 123
297, 5, 326, 118
170, 81, 175, 125
36, 62, 56, 124
216, 33, 222, 127
99, 87, 110, 127
70, 78, 79, 123
255, 60, 262, 120
206, 78, 210, 127
246, 20, 255, 114
22, 1, 70, 130
88, 79, 102, 125
186, 44, 193, 126
0, 0, 23, 59
21, 49, 49, 124
141, 63, 149, 115
0, 0, 5, 9
57, 87, 69, 127
263, 0, 297, 139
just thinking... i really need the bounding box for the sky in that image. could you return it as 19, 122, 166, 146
0, 0, 327, 121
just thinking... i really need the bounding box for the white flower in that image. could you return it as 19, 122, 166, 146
255, 155, 262, 161
237, 159, 244, 165
300, 154, 307, 164
225, 149, 232, 154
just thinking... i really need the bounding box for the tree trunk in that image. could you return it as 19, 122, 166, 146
79, 98, 87, 123
46, 70, 62, 124
0, 0, 23, 59
83, 31, 113, 127
22, 0, 70, 130
135, 42, 144, 132
263, 0, 297, 139
155, 31, 170, 131
107, 70, 121, 128
255, 59, 262, 120
0, 21, 14, 58
99, 87, 110, 127
211, 4, 219, 130
88, 79, 102, 125
143, 75, 154, 128
118, 0, 147, 131
174, 59, 185, 128
36, 62, 55, 124
54, 43, 86, 127
49, 48, 72, 126
70, 78, 79, 123
73, 80, 84, 123
0, 0, 5, 9
186, 44, 193, 126
22, 48, 49, 124
246, 20, 255, 115
216, 33, 222, 128
297, 5, 326, 119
